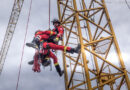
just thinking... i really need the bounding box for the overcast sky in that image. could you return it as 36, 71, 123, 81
0, 0, 130, 90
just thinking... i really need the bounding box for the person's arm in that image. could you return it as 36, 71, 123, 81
56, 26, 64, 38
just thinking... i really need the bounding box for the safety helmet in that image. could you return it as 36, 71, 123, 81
52, 19, 61, 25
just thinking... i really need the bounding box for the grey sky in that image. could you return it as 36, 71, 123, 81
0, 0, 130, 90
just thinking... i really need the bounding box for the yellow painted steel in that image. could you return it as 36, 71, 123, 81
102, 0, 130, 89
57, 0, 130, 90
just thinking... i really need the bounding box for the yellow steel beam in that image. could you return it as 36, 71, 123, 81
70, 76, 99, 89
93, 10, 104, 40
57, 0, 62, 21
81, 1, 104, 89
78, 13, 112, 35
63, 46, 69, 90
79, 7, 103, 12
92, 74, 124, 90
68, 53, 81, 88
94, 0, 103, 6
65, 17, 75, 46
57, 0, 69, 89
84, 36, 113, 46
99, 39, 113, 75
61, 13, 76, 24
63, 25, 89, 43
65, 54, 83, 66
61, 0, 69, 21
95, 22, 109, 40
85, 47, 123, 72
60, 1, 75, 12
73, 0, 92, 89
117, 77, 125, 90
88, 8, 102, 18
102, 0, 130, 89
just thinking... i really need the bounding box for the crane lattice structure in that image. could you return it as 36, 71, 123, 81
0, 0, 24, 74
0, 0, 130, 90
57, 0, 130, 89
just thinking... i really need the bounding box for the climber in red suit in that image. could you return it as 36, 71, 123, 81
27, 19, 64, 49
26, 30, 80, 76
27, 30, 80, 55
26, 19, 80, 76
32, 49, 65, 77
28, 42, 80, 76
51, 19, 64, 42
34, 19, 64, 44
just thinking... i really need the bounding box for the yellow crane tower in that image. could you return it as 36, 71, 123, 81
57, 0, 130, 89
0, 0, 129, 90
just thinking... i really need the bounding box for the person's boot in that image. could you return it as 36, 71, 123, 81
74, 43, 81, 53
28, 60, 34, 65
55, 64, 64, 77
26, 38, 39, 49
41, 58, 51, 67
67, 44, 81, 54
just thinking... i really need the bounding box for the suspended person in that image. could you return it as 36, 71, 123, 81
27, 30, 65, 76
27, 41, 81, 76
32, 49, 64, 77
26, 19, 64, 66
26, 30, 57, 65
26, 30, 81, 54
27, 30, 57, 49
51, 19, 64, 43
27, 19, 64, 49
26, 30, 81, 76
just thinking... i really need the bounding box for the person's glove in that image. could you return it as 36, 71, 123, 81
54, 37, 59, 42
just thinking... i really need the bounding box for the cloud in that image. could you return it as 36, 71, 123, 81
0, 68, 65, 90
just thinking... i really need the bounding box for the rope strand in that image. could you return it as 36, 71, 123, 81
16, 0, 33, 89
49, 0, 51, 30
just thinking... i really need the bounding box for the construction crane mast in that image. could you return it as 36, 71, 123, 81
57, 0, 130, 89
0, 0, 24, 74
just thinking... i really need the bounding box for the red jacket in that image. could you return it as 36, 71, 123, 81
53, 25, 64, 38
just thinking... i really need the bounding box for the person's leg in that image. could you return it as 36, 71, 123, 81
41, 56, 51, 67
49, 51, 64, 77
26, 34, 49, 49
42, 31, 56, 36
32, 51, 41, 72
28, 50, 38, 65
39, 34, 50, 41
43, 42, 81, 54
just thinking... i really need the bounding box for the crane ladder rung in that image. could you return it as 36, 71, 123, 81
68, 43, 78, 45
75, 88, 87, 90
75, 71, 84, 74
73, 79, 85, 82
69, 56, 77, 59
70, 36, 78, 39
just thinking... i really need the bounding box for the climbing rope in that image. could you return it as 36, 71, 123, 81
16, 0, 33, 90
48, 0, 51, 30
